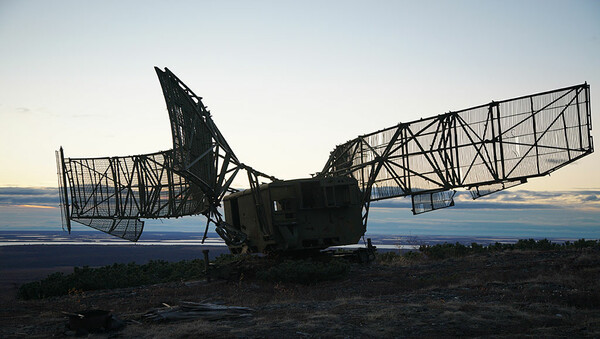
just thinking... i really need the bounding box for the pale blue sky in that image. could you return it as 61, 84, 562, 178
0, 0, 598, 189
0, 1, 599, 238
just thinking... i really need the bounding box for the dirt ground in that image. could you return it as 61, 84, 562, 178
1, 248, 599, 338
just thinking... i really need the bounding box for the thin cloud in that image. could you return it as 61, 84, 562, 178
370, 189, 600, 211
14, 204, 57, 209
0, 187, 58, 207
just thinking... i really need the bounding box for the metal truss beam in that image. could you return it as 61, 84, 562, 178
319, 83, 594, 221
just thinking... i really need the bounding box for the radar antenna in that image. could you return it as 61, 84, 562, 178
56, 68, 593, 253
318, 84, 593, 230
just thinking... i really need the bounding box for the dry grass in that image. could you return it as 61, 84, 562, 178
1, 248, 600, 338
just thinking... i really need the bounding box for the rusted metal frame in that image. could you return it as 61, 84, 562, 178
137, 155, 149, 215
455, 113, 498, 182
215, 152, 233, 196
211, 144, 221, 193
367, 127, 410, 194
121, 158, 141, 218
201, 215, 212, 243
318, 143, 342, 175
575, 88, 584, 150
428, 117, 448, 184
182, 167, 219, 214
149, 152, 170, 209
244, 164, 280, 183
185, 142, 216, 172
488, 104, 500, 180
447, 115, 460, 185
500, 87, 576, 139
172, 185, 193, 217
325, 140, 364, 178
74, 160, 89, 215
541, 148, 593, 175
380, 161, 444, 192
204, 115, 239, 163
247, 170, 270, 236
495, 104, 506, 179
435, 117, 453, 185
384, 119, 442, 185
435, 115, 458, 186
152, 156, 170, 214
368, 160, 406, 198
378, 131, 449, 193
218, 167, 241, 201
530, 96, 541, 174
77, 159, 107, 216
68, 160, 85, 215
114, 159, 132, 219
500, 140, 575, 154
327, 142, 372, 179
341, 141, 362, 179
361, 136, 385, 162
387, 119, 437, 156
453, 115, 461, 186
128, 158, 143, 216
343, 140, 361, 182
59, 148, 72, 232
144, 157, 162, 214
476, 108, 496, 176
585, 88, 594, 152
561, 110, 572, 161
504, 96, 578, 178
91, 162, 104, 216
65, 161, 77, 214
82, 160, 113, 215
324, 139, 361, 176
152, 165, 175, 216
139, 155, 162, 214
79, 160, 100, 215
377, 160, 408, 193
403, 127, 411, 193
585, 85, 592, 138
166, 153, 176, 215
362, 126, 404, 202
361, 198, 371, 230
406, 127, 450, 188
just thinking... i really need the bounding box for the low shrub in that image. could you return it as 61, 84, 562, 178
377, 250, 424, 264
18, 259, 205, 300
418, 238, 599, 260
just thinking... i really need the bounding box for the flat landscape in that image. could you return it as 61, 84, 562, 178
1, 244, 599, 338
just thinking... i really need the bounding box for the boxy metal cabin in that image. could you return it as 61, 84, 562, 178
223, 176, 364, 253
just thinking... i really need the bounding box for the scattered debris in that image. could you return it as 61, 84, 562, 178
143, 301, 253, 322
62, 309, 124, 335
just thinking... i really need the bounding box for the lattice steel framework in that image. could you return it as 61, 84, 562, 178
319, 84, 593, 224
57, 69, 593, 245
57, 68, 277, 242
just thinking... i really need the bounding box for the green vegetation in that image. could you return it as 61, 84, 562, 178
419, 238, 600, 259
18, 254, 350, 300
376, 238, 600, 263
18, 259, 205, 300
377, 250, 424, 264
18, 239, 599, 300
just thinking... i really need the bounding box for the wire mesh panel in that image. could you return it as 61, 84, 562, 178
412, 190, 456, 214
56, 68, 277, 243
61, 150, 207, 241
155, 70, 216, 185
322, 84, 593, 206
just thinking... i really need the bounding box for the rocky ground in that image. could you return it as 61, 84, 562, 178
1, 248, 599, 338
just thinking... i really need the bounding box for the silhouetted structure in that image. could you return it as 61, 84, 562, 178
56, 68, 594, 253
